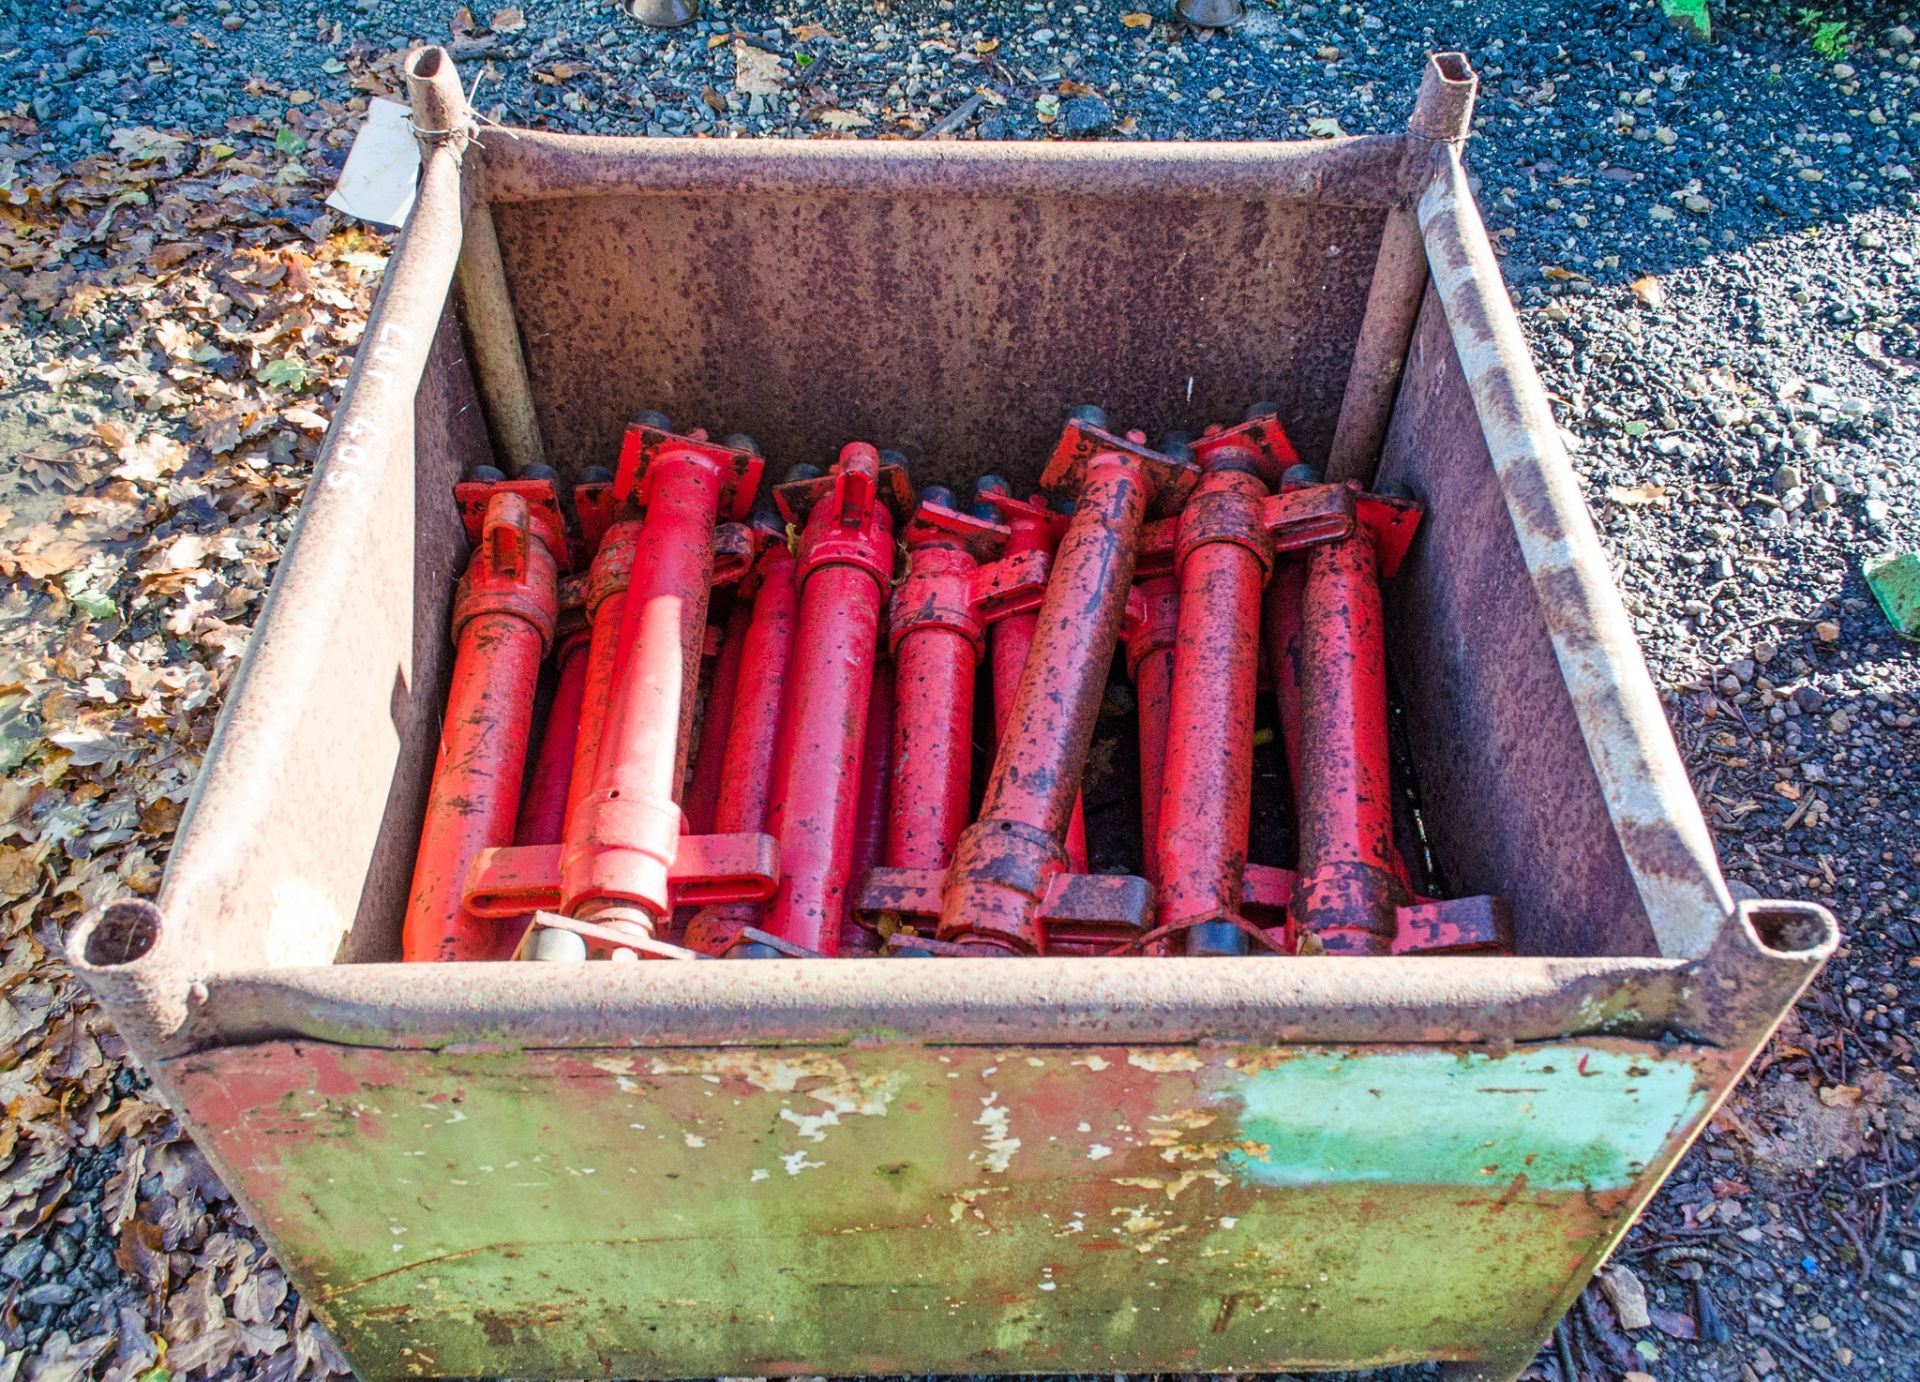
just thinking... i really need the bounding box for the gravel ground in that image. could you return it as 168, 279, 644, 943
1, 0, 1916, 1378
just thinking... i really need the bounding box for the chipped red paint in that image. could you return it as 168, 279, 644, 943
1122, 574, 1178, 892
685, 591, 753, 836
977, 491, 1090, 874
937, 414, 1194, 954
1291, 495, 1511, 956
1157, 439, 1277, 958
559, 421, 762, 943
685, 522, 801, 955
842, 655, 893, 956
564, 518, 641, 840
402, 488, 563, 963
755, 445, 899, 957
885, 501, 1008, 875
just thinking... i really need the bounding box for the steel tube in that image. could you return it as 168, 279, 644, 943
401, 491, 559, 962
685, 594, 751, 836
756, 445, 895, 956
495, 629, 589, 960
1292, 526, 1402, 954
889, 549, 980, 872
683, 530, 800, 954
1124, 575, 1179, 890
1261, 557, 1308, 800
1157, 467, 1271, 957
985, 492, 1088, 873
565, 520, 640, 840
942, 454, 1147, 952
713, 542, 799, 842
843, 657, 894, 955
562, 451, 725, 933
989, 612, 1089, 873
517, 631, 590, 851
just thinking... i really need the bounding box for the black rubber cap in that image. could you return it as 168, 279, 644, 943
920, 484, 959, 510
632, 409, 673, 432
1281, 463, 1323, 488
973, 473, 1011, 499
467, 465, 507, 484
783, 462, 825, 484
519, 463, 559, 482
878, 448, 909, 468
579, 465, 614, 486
1374, 478, 1415, 501
1243, 400, 1281, 423
1158, 437, 1196, 466
1068, 403, 1110, 431
722, 432, 761, 456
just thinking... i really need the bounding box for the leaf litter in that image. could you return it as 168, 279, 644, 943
0, 54, 392, 1381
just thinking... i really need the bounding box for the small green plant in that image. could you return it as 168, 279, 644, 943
1797, 8, 1857, 60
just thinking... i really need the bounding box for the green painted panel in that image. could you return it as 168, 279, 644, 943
1227, 1046, 1704, 1190
171, 1039, 1723, 1378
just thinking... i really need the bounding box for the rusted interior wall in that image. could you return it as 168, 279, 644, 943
490, 193, 1388, 489
1379, 284, 1657, 958
344, 303, 490, 962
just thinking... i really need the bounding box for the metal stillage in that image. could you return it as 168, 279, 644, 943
69, 49, 1835, 1382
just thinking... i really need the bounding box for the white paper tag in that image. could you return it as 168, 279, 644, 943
325, 97, 420, 228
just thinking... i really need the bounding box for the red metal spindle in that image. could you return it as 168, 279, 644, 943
683, 522, 801, 954
889, 530, 994, 869
1156, 457, 1273, 958
1262, 556, 1307, 802
987, 506, 1090, 873
942, 454, 1149, 953
492, 626, 590, 959
756, 444, 896, 957
1123, 574, 1179, 890
1291, 524, 1401, 954
401, 489, 560, 962
843, 655, 894, 955
564, 519, 640, 841
517, 629, 590, 850
685, 594, 751, 836
560, 424, 760, 947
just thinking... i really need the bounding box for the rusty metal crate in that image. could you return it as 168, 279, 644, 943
69, 49, 1835, 1382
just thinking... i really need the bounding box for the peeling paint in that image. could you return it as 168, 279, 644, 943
1127, 1049, 1204, 1073
170, 1035, 1721, 1377
973, 1094, 1021, 1173
1223, 1044, 1703, 1190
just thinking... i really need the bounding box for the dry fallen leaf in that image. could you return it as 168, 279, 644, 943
1120, 11, 1155, 26
1598, 1263, 1652, 1330
819, 109, 873, 130
1540, 264, 1589, 282
490, 6, 526, 32
1630, 273, 1667, 308
1604, 481, 1669, 506
733, 40, 788, 96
